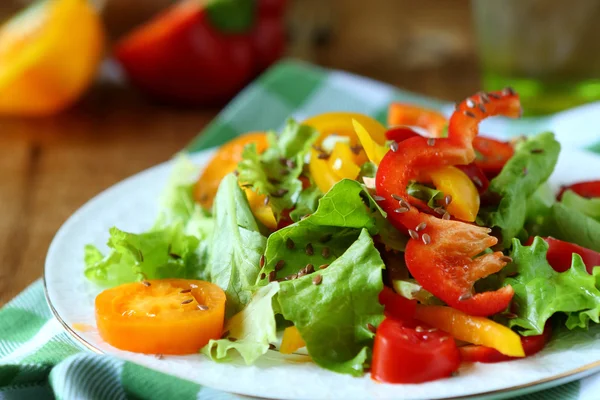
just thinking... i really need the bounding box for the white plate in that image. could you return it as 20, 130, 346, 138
45, 147, 600, 400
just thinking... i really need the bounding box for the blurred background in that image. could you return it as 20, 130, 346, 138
1, 0, 599, 303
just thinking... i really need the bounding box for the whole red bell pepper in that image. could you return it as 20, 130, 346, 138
376, 89, 522, 317
114, 0, 286, 105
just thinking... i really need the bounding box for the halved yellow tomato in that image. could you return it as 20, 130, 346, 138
193, 132, 269, 209
0, 0, 104, 116
95, 279, 226, 355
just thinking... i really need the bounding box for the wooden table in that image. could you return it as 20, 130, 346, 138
0, 0, 478, 305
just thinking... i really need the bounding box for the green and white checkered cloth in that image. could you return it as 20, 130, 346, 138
3, 60, 600, 400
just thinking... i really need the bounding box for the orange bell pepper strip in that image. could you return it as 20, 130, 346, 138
0, 0, 104, 116
280, 326, 306, 354
414, 304, 525, 357
388, 103, 448, 137
95, 279, 226, 355
375, 89, 522, 317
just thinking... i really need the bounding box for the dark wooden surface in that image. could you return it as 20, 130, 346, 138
0, 0, 479, 305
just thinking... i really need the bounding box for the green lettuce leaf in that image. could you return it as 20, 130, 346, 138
392, 279, 443, 305
257, 179, 407, 282
477, 132, 560, 248
289, 186, 323, 222
157, 154, 201, 223
202, 283, 279, 364
277, 229, 385, 376
561, 190, 600, 221
237, 120, 318, 219
524, 182, 555, 237
84, 224, 202, 287
208, 174, 267, 317
407, 182, 445, 208
505, 237, 600, 336
84, 155, 214, 287
544, 203, 600, 252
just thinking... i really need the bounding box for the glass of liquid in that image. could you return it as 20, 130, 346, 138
472, 0, 600, 115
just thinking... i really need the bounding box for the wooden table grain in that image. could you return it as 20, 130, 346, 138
0, 0, 479, 305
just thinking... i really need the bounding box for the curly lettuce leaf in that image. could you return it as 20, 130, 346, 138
504, 237, 600, 336
237, 120, 318, 219
477, 132, 560, 248
84, 155, 214, 287
84, 224, 202, 287
208, 174, 267, 317
561, 190, 600, 221
202, 283, 279, 364
158, 154, 201, 223
277, 229, 385, 376
257, 179, 407, 282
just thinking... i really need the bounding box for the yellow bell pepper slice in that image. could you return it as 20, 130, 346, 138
328, 142, 361, 180
352, 119, 389, 165
414, 305, 525, 357
280, 326, 306, 354
0, 0, 104, 116
427, 166, 480, 222
303, 112, 387, 146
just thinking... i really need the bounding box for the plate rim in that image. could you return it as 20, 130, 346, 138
43, 147, 600, 400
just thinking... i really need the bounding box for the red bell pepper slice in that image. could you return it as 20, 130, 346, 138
460, 324, 551, 363
557, 180, 600, 201
371, 318, 460, 383
386, 127, 491, 195
378, 287, 417, 320
376, 89, 522, 317
472, 137, 515, 180
525, 237, 600, 274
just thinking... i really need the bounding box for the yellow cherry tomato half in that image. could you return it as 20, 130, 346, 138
414, 305, 525, 357
0, 0, 104, 116
427, 166, 480, 222
95, 279, 226, 355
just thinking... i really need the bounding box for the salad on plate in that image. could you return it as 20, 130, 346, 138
85, 89, 600, 384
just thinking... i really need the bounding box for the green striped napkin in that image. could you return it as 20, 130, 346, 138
2, 60, 600, 400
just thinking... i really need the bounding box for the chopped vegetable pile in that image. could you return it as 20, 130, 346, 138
85, 89, 600, 384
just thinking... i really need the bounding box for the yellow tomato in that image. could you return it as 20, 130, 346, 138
414, 305, 525, 357
0, 0, 104, 116
193, 132, 269, 209
427, 166, 480, 222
